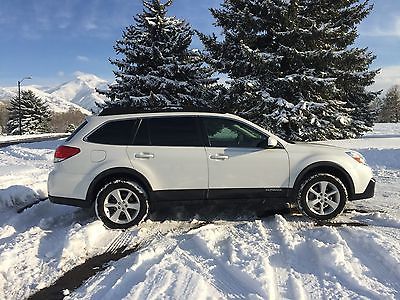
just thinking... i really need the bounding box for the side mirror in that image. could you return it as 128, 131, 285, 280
258, 137, 279, 149
267, 137, 278, 148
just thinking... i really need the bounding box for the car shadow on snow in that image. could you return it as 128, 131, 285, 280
147, 202, 293, 223
148, 204, 377, 227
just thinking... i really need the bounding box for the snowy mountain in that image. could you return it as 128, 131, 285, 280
45, 72, 108, 112
0, 73, 109, 114
0, 88, 14, 107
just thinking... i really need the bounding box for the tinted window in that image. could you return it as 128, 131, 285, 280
66, 120, 87, 142
133, 119, 150, 146
86, 119, 137, 145
135, 117, 202, 147
203, 118, 266, 148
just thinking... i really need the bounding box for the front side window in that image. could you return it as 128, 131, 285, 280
86, 119, 137, 145
133, 117, 202, 147
203, 117, 266, 148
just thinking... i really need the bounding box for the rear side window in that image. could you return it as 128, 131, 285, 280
86, 119, 137, 145
133, 117, 202, 147
66, 120, 87, 142
133, 119, 150, 146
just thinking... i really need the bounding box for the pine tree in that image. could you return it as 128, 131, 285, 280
0, 103, 8, 134
379, 85, 400, 122
99, 0, 218, 111
370, 97, 383, 122
7, 90, 51, 135
303, 0, 379, 135
200, 0, 284, 126
201, 0, 378, 141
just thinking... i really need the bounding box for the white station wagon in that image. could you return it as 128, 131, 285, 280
48, 110, 375, 229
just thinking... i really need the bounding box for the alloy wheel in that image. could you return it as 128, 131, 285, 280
305, 181, 340, 216
103, 188, 141, 225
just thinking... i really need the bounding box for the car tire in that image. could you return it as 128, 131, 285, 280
95, 180, 149, 229
297, 173, 347, 221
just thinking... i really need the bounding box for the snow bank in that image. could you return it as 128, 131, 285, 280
367, 123, 400, 136
0, 185, 39, 210
0, 133, 68, 143
321, 123, 400, 169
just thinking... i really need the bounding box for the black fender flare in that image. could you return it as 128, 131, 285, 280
86, 167, 153, 203
292, 161, 355, 197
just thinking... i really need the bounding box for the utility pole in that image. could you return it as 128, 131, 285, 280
17, 76, 32, 135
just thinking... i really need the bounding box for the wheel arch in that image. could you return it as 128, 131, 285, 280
86, 167, 153, 204
293, 162, 355, 198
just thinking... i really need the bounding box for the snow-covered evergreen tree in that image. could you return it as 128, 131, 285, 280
301, 0, 379, 135
201, 0, 378, 141
99, 0, 218, 111
379, 85, 400, 122
7, 90, 51, 135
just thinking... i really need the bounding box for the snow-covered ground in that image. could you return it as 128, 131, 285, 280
0, 124, 399, 299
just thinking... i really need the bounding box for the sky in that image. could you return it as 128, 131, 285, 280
0, 0, 399, 92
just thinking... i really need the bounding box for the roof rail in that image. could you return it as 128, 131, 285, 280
98, 106, 221, 116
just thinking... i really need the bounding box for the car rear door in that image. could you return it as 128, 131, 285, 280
126, 116, 208, 201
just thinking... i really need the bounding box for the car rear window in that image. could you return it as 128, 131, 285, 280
65, 120, 88, 142
86, 119, 138, 145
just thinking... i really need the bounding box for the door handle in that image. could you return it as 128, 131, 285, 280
210, 154, 229, 161
134, 152, 155, 159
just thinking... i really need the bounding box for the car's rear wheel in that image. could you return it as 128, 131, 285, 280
297, 173, 347, 220
95, 180, 148, 229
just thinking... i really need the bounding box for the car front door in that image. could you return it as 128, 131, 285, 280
126, 116, 208, 201
202, 117, 290, 200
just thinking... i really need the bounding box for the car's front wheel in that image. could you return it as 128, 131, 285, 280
95, 180, 148, 229
297, 173, 347, 220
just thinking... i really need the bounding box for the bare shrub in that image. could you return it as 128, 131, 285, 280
50, 108, 87, 133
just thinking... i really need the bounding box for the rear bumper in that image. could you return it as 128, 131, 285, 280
49, 195, 92, 208
48, 168, 91, 201
350, 178, 375, 201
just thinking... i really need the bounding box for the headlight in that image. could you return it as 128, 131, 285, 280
346, 151, 367, 165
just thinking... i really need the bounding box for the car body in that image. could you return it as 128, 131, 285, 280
48, 110, 375, 228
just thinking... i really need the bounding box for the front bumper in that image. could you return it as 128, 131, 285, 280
350, 178, 376, 201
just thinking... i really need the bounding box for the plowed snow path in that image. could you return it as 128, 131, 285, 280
0, 126, 399, 299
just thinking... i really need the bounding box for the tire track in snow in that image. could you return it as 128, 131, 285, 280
105, 229, 138, 254
304, 225, 392, 299
175, 242, 247, 298
30, 221, 211, 300
254, 219, 285, 299
72, 220, 270, 300
176, 229, 269, 299
338, 228, 400, 293
73, 221, 218, 300
0, 214, 111, 299
91, 222, 237, 300
80, 238, 180, 300
262, 213, 400, 300
261, 216, 315, 300
73, 224, 190, 299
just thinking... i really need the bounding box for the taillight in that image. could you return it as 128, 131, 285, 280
54, 146, 80, 163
